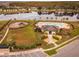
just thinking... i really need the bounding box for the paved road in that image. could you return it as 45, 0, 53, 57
1, 51, 47, 57
53, 38, 79, 57
0, 48, 48, 57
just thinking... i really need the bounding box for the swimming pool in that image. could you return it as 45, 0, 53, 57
36, 22, 70, 29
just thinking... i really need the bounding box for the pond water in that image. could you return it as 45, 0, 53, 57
0, 12, 78, 20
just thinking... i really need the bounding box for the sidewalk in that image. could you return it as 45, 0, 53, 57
43, 35, 79, 51
0, 48, 48, 57
0, 27, 9, 44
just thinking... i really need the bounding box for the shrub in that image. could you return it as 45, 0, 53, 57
15, 43, 37, 50
41, 35, 48, 39
53, 36, 59, 40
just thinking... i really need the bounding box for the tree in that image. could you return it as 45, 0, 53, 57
7, 38, 16, 51
37, 7, 42, 11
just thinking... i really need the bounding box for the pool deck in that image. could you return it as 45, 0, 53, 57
36, 22, 70, 29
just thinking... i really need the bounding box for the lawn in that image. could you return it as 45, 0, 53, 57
70, 27, 79, 37
0, 20, 8, 28
44, 49, 57, 56
0, 20, 10, 39
1, 20, 79, 52
2, 20, 42, 50
10, 24, 36, 46
41, 42, 55, 49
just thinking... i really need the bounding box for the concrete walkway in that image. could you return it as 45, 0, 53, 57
0, 27, 9, 44
0, 48, 48, 57
43, 35, 79, 51
48, 34, 57, 47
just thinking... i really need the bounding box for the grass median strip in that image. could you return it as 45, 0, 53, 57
44, 49, 57, 56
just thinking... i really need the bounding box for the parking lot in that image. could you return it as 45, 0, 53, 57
0, 12, 78, 20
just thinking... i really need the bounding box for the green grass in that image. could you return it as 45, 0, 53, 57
70, 27, 79, 37
0, 20, 8, 28
41, 42, 55, 49
1, 20, 79, 51
44, 49, 57, 56
0, 20, 9, 38
2, 20, 42, 50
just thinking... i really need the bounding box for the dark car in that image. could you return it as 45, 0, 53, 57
77, 14, 79, 19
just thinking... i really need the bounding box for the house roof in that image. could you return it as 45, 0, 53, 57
42, 25, 58, 31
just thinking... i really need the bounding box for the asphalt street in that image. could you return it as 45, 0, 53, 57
53, 38, 79, 57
